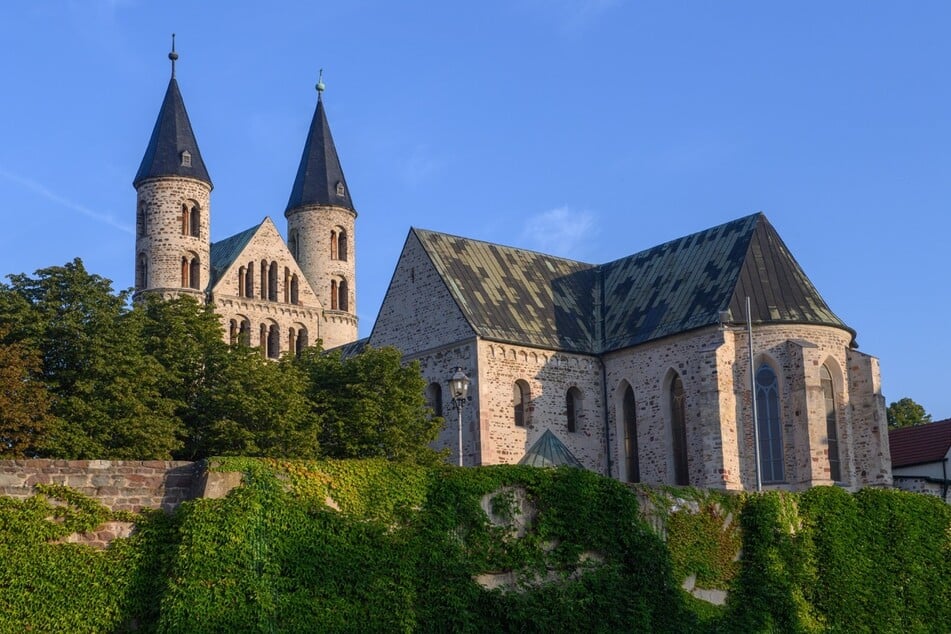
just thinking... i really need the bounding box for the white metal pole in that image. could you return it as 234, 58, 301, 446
748, 296, 762, 491
458, 405, 463, 467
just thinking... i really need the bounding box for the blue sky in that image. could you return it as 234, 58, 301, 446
1, 1, 949, 418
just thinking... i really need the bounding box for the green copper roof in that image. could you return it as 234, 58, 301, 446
518, 430, 585, 468
412, 229, 598, 353
209, 223, 260, 286
393, 214, 853, 354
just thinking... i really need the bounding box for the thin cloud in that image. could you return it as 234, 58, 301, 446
0, 167, 133, 234
521, 205, 597, 258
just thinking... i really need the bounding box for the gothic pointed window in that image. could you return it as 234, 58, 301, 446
566, 387, 582, 433
514, 380, 530, 428
622, 384, 640, 483
756, 364, 785, 483
821, 365, 842, 482
670, 374, 689, 485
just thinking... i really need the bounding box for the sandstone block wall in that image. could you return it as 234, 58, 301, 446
0, 460, 200, 512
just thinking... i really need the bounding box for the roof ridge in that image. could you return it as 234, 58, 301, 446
412, 227, 595, 268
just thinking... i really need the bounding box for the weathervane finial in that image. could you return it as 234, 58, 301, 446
316, 68, 325, 98
169, 33, 178, 78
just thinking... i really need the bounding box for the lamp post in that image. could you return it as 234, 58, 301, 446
448, 368, 470, 467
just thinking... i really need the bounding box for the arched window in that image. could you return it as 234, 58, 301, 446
238, 266, 246, 297
181, 204, 189, 235
259, 324, 268, 354
514, 380, 530, 428
756, 363, 784, 483
330, 230, 338, 260
137, 203, 147, 237
181, 256, 189, 287
268, 261, 278, 301
288, 230, 299, 260
189, 257, 200, 290
136, 253, 148, 289
337, 230, 348, 261
566, 387, 582, 433
229, 320, 238, 345
283, 268, 290, 303
260, 261, 268, 300
290, 275, 300, 305
622, 384, 640, 483
288, 328, 297, 355
244, 264, 253, 298
330, 280, 338, 310
338, 279, 349, 311
267, 324, 280, 359
670, 373, 689, 485
238, 319, 250, 346
189, 204, 200, 237
296, 327, 307, 352
426, 382, 443, 418
821, 365, 842, 482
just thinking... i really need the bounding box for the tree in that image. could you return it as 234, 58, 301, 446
0, 328, 52, 457
887, 397, 932, 430
295, 346, 445, 464
0, 260, 183, 458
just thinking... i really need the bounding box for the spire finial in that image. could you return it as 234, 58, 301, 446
169, 33, 178, 78
316, 68, 325, 99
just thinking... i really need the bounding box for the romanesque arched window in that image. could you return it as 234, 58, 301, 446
268, 261, 278, 301
338, 279, 349, 311
514, 380, 530, 428
291, 275, 299, 305
136, 253, 148, 290
288, 328, 297, 355
238, 319, 251, 346
288, 230, 299, 261
330, 279, 338, 310
245, 262, 254, 298
229, 319, 238, 345
426, 382, 443, 418
670, 373, 689, 485
566, 387, 582, 433
181, 256, 189, 287
189, 204, 200, 237
330, 230, 338, 260
821, 364, 842, 482
189, 257, 200, 290
238, 266, 246, 297
622, 383, 640, 483
267, 324, 280, 359
137, 203, 147, 237
259, 324, 268, 354
337, 230, 348, 261
296, 327, 307, 352
181, 204, 189, 236
260, 260, 268, 300
283, 267, 290, 303
756, 363, 784, 483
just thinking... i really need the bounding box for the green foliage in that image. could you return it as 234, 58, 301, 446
887, 396, 932, 429
1, 464, 949, 631
667, 501, 741, 589
0, 326, 52, 457
294, 346, 445, 465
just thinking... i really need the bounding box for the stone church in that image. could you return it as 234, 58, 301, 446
132, 47, 891, 492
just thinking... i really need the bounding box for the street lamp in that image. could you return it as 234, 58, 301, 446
448, 368, 470, 467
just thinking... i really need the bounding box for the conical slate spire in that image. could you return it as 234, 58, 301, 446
133, 72, 212, 188
285, 86, 354, 213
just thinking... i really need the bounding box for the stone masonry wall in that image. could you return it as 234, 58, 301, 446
369, 231, 476, 356
0, 460, 200, 513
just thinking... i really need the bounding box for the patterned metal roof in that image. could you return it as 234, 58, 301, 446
889, 419, 951, 467
285, 95, 354, 213
518, 430, 585, 468
209, 223, 259, 286
134, 77, 212, 188
411, 213, 852, 354
413, 229, 598, 353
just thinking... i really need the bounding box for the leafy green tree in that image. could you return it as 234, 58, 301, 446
0, 328, 52, 457
887, 397, 932, 430
295, 346, 444, 464
0, 260, 183, 458
190, 347, 319, 458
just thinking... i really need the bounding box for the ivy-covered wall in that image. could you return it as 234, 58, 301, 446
0, 460, 948, 632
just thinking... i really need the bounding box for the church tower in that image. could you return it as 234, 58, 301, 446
284, 76, 358, 349
133, 38, 212, 302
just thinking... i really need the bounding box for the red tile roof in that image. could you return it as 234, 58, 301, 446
889, 418, 951, 467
